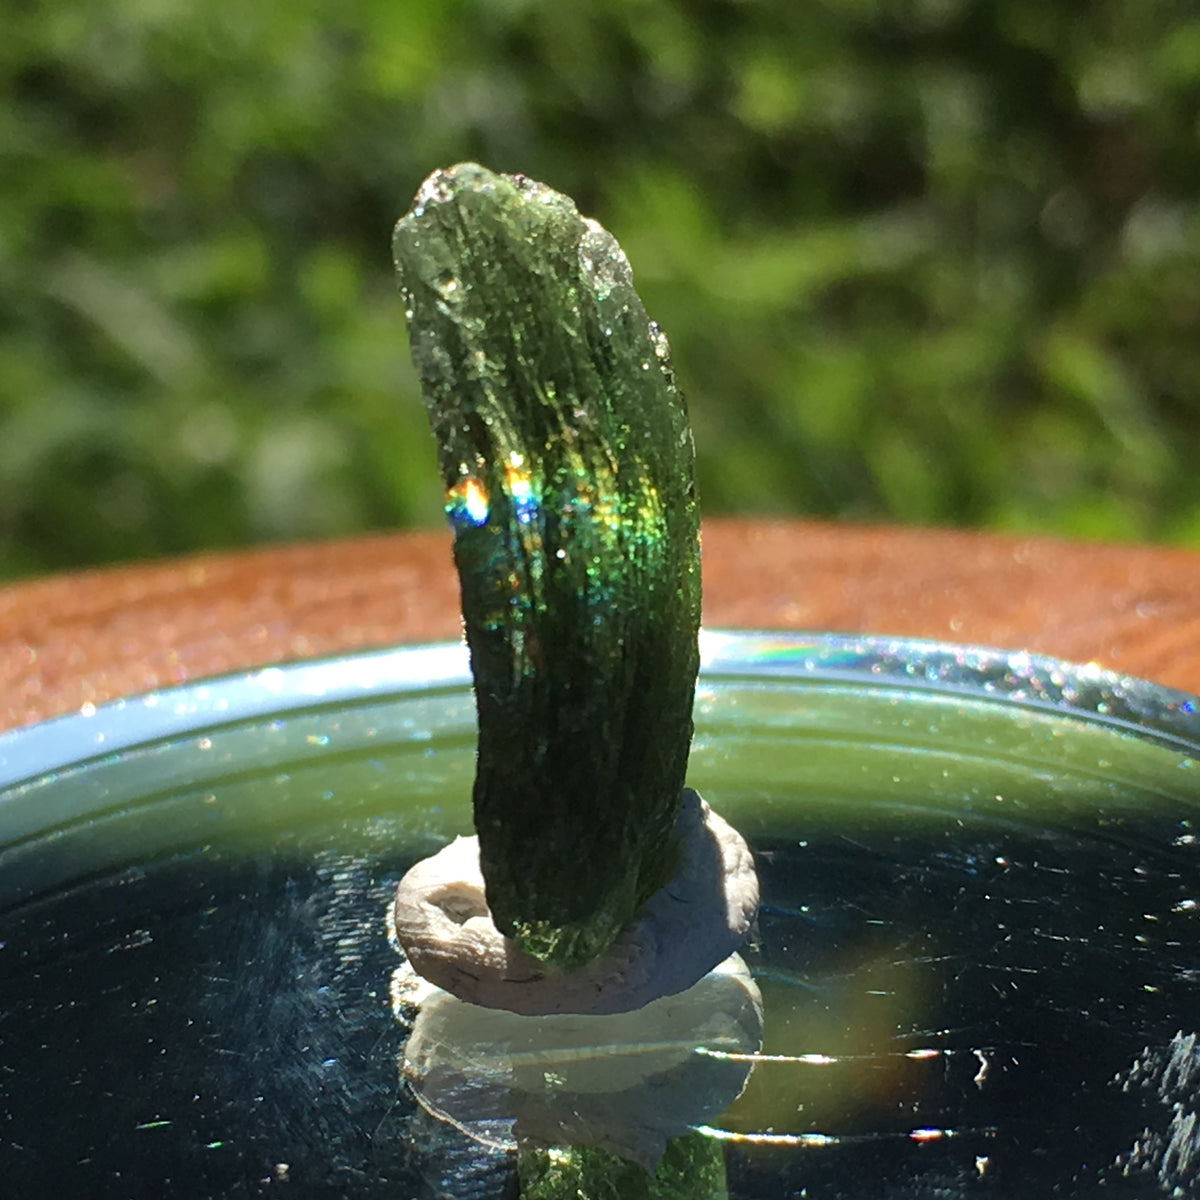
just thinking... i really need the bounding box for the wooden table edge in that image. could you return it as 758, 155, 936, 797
4, 517, 1200, 732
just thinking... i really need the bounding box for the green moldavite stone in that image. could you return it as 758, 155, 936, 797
393, 164, 701, 968
518, 1135, 727, 1200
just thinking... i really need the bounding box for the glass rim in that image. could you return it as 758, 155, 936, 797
1, 629, 1198, 792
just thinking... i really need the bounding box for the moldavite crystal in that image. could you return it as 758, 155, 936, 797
393, 164, 701, 968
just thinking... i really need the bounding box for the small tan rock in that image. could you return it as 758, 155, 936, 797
392, 789, 758, 1015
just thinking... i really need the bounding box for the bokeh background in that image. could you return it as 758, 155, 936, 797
4, 0, 1200, 582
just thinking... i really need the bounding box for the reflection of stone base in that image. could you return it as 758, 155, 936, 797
394, 953, 763, 1172
391, 789, 759, 1015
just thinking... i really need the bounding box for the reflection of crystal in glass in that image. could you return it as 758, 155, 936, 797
395, 954, 764, 1172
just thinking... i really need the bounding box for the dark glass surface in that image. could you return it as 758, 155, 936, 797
0, 634, 1197, 1197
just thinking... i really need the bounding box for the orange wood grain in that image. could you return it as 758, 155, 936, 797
3, 518, 1200, 732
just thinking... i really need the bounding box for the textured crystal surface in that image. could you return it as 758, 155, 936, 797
393, 164, 701, 967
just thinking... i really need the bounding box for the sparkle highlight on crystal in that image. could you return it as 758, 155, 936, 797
445, 476, 489, 528
504, 451, 538, 526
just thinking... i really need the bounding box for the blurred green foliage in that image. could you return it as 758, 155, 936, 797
3, 0, 1200, 580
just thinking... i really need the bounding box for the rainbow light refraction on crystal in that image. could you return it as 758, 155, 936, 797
392, 164, 701, 968
445, 477, 490, 529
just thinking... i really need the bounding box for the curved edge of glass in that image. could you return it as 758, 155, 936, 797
1, 629, 1198, 792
